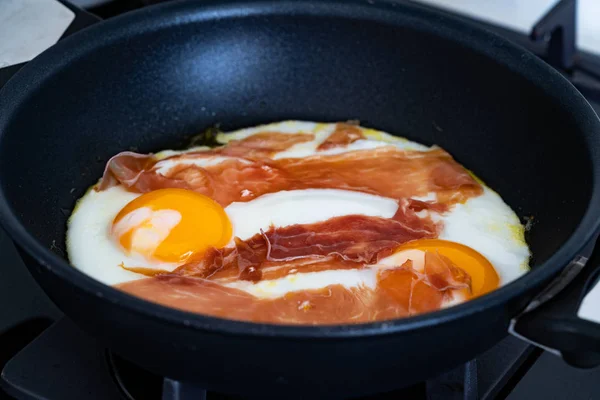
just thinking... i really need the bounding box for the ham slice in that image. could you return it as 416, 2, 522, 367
317, 123, 365, 150
117, 253, 472, 324
101, 126, 482, 324
160, 202, 438, 282
97, 133, 481, 208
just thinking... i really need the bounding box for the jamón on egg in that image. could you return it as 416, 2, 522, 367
67, 121, 530, 325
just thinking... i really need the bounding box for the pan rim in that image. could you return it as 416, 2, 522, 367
1, 0, 600, 339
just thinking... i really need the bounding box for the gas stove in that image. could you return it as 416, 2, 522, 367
0, 317, 537, 400
1, 1, 600, 399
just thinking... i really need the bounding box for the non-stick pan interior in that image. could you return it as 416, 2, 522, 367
0, 2, 595, 272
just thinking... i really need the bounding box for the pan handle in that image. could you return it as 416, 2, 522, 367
510, 237, 600, 368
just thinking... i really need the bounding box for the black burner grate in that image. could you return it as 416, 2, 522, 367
1, 319, 534, 400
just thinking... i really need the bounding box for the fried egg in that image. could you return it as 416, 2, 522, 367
67, 121, 530, 312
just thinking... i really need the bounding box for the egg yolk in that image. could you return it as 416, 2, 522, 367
393, 239, 499, 297
112, 189, 232, 263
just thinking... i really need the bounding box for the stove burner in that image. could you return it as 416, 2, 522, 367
106, 350, 431, 400
106, 352, 239, 400
106, 352, 161, 400
1, 318, 537, 400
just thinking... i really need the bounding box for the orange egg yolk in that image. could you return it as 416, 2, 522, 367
112, 189, 232, 263
393, 239, 500, 297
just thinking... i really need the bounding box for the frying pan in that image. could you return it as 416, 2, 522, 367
1, 0, 600, 398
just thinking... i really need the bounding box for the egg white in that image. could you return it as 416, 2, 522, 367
68, 186, 149, 285
226, 189, 398, 241
226, 269, 378, 299
68, 121, 530, 302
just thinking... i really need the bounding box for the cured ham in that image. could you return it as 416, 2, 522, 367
317, 123, 365, 150
159, 204, 439, 282
98, 124, 486, 324
97, 140, 481, 208
217, 131, 315, 159
118, 252, 471, 324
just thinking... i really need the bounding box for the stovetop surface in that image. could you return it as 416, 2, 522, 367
0, 317, 529, 400
2, 1, 600, 399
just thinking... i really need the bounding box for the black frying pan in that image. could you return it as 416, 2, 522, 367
1, 1, 600, 398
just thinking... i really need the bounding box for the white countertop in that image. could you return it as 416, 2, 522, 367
0, 0, 74, 68
413, 0, 600, 55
